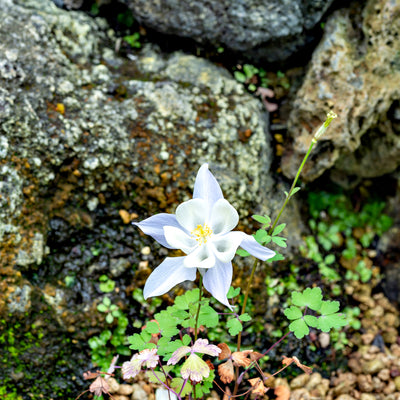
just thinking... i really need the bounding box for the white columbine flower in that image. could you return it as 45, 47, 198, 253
135, 163, 275, 308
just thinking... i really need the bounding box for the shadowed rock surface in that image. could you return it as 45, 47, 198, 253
282, 0, 400, 187
121, 0, 335, 63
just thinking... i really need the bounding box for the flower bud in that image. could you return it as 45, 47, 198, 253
313, 111, 337, 142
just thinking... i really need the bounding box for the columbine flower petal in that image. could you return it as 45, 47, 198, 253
167, 346, 191, 366
237, 232, 276, 261
202, 259, 233, 310
184, 244, 215, 269
138, 348, 159, 369
134, 213, 182, 249
164, 226, 197, 253
175, 198, 208, 232
193, 163, 223, 211
191, 339, 221, 357
143, 257, 197, 299
180, 353, 210, 383
211, 232, 243, 263
209, 199, 239, 235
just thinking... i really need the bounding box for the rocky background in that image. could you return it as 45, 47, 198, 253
1, 0, 400, 399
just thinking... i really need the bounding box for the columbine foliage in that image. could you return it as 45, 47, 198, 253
284, 287, 347, 339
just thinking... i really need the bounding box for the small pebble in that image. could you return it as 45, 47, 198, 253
155, 388, 177, 400
362, 359, 386, 374
114, 396, 129, 400
290, 373, 310, 389
378, 369, 391, 381
107, 377, 120, 393
118, 383, 134, 396
141, 246, 151, 255
290, 388, 310, 400
119, 209, 131, 224
394, 376, 400, 391
306, 372, 322, 390
319, 332, 330, 348
383, 380, 396, 395
336, 395, 357, 400
357, 375, 373, 392
360, 394, 376, 400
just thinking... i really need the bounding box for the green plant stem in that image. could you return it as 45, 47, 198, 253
193, 276, 204, 400
236, 257, 258, 352
233, 113, 337, 396
194, 275, 203, 342
233, 257, 258, 396
269, 111, 337, 234
269, 140, 315, 234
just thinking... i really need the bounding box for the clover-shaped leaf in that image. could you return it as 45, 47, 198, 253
239, 313, 252, 322
284, 307, 318, 339
284, 306, 302, 320
317, 300, 347, 332
319, 300, 340, 315
288, 319, 309, 339
198, 305, 219, 328
227, 318, 243, 336
291, 287, 323, 311
227, 286, 241, 299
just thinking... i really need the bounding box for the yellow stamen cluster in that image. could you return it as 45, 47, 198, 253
191, 224, 213, 245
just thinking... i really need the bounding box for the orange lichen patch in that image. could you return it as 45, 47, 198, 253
50, 183, 75, 210
238, 128, 253, 143
0, 265, 26, 316
55, 103, 65, 114
47, 102, 66, 120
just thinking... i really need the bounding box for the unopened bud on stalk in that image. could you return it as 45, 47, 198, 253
312, 111, 337, 142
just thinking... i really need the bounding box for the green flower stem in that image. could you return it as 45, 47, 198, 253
269, 111, 337, 234
236, 257, 258, 352
193, 276, 204, 400
194, 275, 203, 342
233, 257, 258, 396
233, 111, 337, 396
269, 140, 315, 234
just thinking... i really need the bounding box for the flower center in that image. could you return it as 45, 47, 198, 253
191, 224, 213, 245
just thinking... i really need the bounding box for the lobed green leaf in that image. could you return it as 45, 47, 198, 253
227, 286, 241, 299
252, 214, 271, 225
318, 313, 347, 332
288, 319, 309, 339
227, 318, 243, 336
272, 223, 286, 236
239, 313, 252, 322
292, 287, 323, 311
284, 306, 302, 320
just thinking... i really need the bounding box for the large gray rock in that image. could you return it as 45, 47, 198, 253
282, 0, 400, 187
122, 0, 335, 63
0, 2, 304, 397
0, 0, 281, 271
